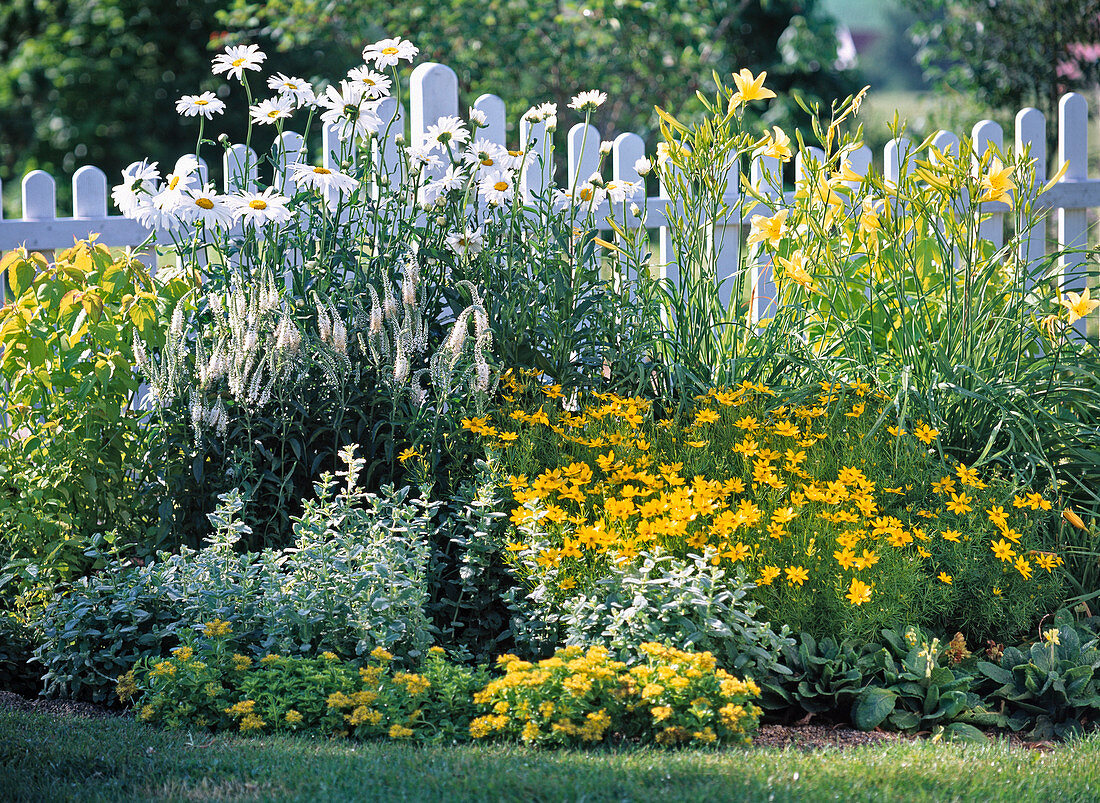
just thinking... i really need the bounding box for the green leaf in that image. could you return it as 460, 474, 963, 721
852, 687, 896, 730
7, 257, 36, 299
941, 722, 989, 743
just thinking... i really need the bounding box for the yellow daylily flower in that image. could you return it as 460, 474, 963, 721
977, 157, 1015, 207
747, 209, 788, 249
730, 68, 776, 108
758, 126, 792, 162
1060, 287, 1099, 324
776, 249, 815, 292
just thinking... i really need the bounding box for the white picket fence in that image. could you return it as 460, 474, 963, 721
1, 62, 1098, 338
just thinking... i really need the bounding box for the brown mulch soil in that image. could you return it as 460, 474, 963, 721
0, 689, 121, 720
752, 723, 908, 750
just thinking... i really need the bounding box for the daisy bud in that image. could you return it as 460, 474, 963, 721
218, 133, 231, 148
599, 141, 612, 155
634, 157, 652, 176
435, 215, 447, 226
395, 134, 405, 145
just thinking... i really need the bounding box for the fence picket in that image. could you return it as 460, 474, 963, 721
972, 120, 1004, 250
1057, 92, 1091, 339
1015, 108, 1046, 288
411, 62, 458, 181
73, 166, 108, 219
519, 117, 552, 202
473, 94, 507, 148
611, 132, 648, 287
749, 153, 782, 324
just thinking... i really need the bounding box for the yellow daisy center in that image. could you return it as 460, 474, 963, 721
195, 198, 215, 210
195, 99, 209, 106
382, 47, 399, 55
232, 57, 247, 67
493, 181, 508, 192
249, 199, 268, 210
313, 167, 332, 175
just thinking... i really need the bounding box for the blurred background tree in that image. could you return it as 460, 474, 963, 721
0, 0, 859, 215
903, 0, 1100, 127
217, 0, 859, 139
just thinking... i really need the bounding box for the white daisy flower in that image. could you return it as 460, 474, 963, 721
132, 194, 183, 231
523, 102, 557, 123
287, 162, 358, 196
179, 184, 234, 228
445, 227, 485, 258
634, 156, 653, 176
478, 168, 515, 206
112, 160, 160, 216
316, 80, 382, 141
568, 90, 607, 112
249, 95, 295, 125
418, 181, 448, 208
468, 107, 488, 127
362, 38, 418, 69
605, 180, 642, 205
598, 140, 613, 155
211, 44, 267, 81
406, 143, 443, 174
429, 165, 466, 197
267, 73, 315, 107
346, 66, 392, 100
156, 156, 202, 211
463, 139, 509, 172
175, 91, 226, 119
230, 187, 293, 227
425, 115, 470, 148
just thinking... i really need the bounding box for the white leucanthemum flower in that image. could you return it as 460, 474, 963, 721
478, 168, 515, 206
316, 80, 382, 141
230, 187, 293, 227
523, 102, 557, 123
362, 38, 418, 69
179, 184, 234, 228
605, 180, 642, 205
406, 143, 443, 174
211, 44, 267, 81
468, 107, 488, 127
267, 73, 316, 107
156, 156, 202, 211
569, 90, 607, 112
445, 227, 485, 258
425, 115, 470, 148
634, 156, 653, 176
463, 139, 509, 172
176, 91, 226, 119
112, 160, 160, 216
287, 162, 358, 196
346, 66, 392, 100
249, 95, 295, 126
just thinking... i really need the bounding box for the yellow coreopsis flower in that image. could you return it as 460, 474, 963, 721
846, 578, 872, 606
1060, 287, 1099, 324
937, 572, 952, 584
784, 565, 809, 586
730, 68, 776, 108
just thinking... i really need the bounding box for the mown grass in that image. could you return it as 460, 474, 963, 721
2, 708, 1100, 803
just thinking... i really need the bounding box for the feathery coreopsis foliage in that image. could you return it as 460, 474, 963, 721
474, 371, 1066, 643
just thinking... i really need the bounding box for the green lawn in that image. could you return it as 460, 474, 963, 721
3, 708, 1100, 802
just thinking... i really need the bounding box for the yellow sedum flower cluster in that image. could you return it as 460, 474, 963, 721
469, 644, 760, 747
